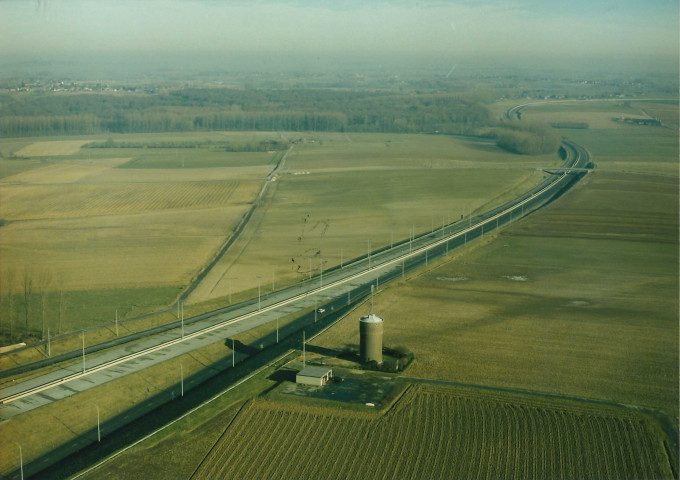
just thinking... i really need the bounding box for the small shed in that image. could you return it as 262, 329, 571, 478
296, 366, 333, 386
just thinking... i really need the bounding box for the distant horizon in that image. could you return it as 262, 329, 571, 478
1, 0, 677, 81
1, 51, 677, 83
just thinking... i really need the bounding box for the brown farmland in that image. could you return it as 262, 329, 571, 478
192, 384, 672, 480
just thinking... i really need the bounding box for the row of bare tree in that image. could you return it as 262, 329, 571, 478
2, 267, 65, 344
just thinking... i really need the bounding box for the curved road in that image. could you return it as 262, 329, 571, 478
1, 134, 591, 479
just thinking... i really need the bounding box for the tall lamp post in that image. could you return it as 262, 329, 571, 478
227, 277, 237, 304
17, 444, 23, 480
367, 239, 371, 269
82, 330, 86, 373
93, 404, 100, 442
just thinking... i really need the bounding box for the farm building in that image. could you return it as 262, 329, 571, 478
296, 366, 333, 386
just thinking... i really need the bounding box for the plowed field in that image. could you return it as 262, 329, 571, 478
192, 385, 672, 480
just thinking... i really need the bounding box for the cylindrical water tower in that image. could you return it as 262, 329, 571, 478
359, 314, 383, 364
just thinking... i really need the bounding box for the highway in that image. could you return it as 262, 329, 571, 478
1, 136, 590, 479
0, 138, 589, 410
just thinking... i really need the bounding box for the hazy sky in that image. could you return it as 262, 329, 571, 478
1, 0, 678, 62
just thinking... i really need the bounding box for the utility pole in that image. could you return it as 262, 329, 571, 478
95, 404, 100, 442
302, 331, 306, 366
82, 330, 85, 373
367, 239, 371, 269
227, 277, 238, 305
18, 444, 23, 480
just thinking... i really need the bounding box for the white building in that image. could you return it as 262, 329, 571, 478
296, 366, 333, 386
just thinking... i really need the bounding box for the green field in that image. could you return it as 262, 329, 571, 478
314, 171, 678, 416
310, 100, 678, 424
188, 133, 557, 302
520, 99, 678, 176
1, 132, 554, 343
0, 133, 279, 342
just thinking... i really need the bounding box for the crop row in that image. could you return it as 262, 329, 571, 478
193, 385, 671, 480
2, 181, 240, 220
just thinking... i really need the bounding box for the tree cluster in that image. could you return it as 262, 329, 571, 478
1, 267, 63, 345
1, 89, 491, 137
486, 121, 562, 155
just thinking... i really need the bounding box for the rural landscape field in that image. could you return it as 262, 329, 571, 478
188, 133, 555, 302
312, 99, 679, 416
0, 132, 553, 345
0, 132, 280, 339
44, 97, 677, 480
1, 1, 678, 479
191, 385, 671, 480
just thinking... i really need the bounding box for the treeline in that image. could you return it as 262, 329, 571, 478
2, 88, 564, 155
84, 138, 288, 152
0, 114, 102, 137
0, 88, 491, 137
485, 121, 562, 155
550, 121, 589, 129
